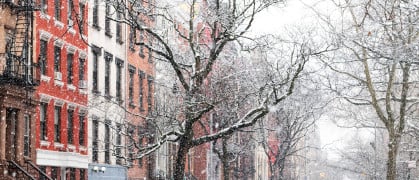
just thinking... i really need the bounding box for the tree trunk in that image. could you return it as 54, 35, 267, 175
222, 138, 230, 180
174, 137, 190, 180
386, 134, 399, 180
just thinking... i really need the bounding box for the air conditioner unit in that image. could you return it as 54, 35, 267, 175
54, 72, 62, 81
79, 80, 87, 89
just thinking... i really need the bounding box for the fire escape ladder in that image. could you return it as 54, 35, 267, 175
4, 0, 36, 85
25, 159, 53, 180
7, 160, 36, 180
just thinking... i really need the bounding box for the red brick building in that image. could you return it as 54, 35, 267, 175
0, 1, 42, 179
34, 0, 89, 179
126, 0, 156, 179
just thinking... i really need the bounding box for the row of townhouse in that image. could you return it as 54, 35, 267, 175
0, 0, 155, 179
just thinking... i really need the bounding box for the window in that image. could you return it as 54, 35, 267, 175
116, 11, 122, 43
105, 0, 111, 36
139, 30, 144, 57
68, 0, 74, 25
40, 0, 47, 13
138, 71, 145, 111
116, 58, 123, 100
129, 26, 136, 51
128, 65, 135, 105
80, 169, 86, 180
79, 3, 85, 34
147, 76, 153, 111
51, 167, 59, 180
67, 168, 76, 180
116, 123, 122, 165
79, 58, 85, 81
104, 52, 112, 96
92, 0, 99, 28
24, 115, 30, 157
40, 103, 47, 140
39, 166, 47, 180
104, 120, 111, 164
54, 106, 61, 142
67, 109, 74, 144
67, 53, 74, 84
79, 115, 85, 146
54, 46, 61, 72
92, 52, 98, 92
91, 45, 101, 92
127, 124, 135, 166
54, 0, 61, 21
148, 40, 153, 63
40, 40, 47, 75
92, 119, 99, 162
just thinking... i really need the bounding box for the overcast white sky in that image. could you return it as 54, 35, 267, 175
250, 0, 364, 160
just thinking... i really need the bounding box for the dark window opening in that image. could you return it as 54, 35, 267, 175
67, 53, 74, 84
54, 0, 61, 21
40, 103, 47, 141
92, 0, 99, 28
104, 52, 113, 96
40, 40, 48, 75
67, 109, 74, 144
105, 0, 111, 36
54, 106, 61, 142
79, 115, 85, 146
138, 71, 145, 111
92, 119, 99, 162
147, 76, 153, 111
54, 46, 61, 73
104, 120, 111, 164
24, 115, 30, 157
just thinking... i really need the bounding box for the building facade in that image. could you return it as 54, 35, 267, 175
125, 0, 156, 179
34, 0, 89, 179
0, 1, 41, 179
87, 0, 128, 178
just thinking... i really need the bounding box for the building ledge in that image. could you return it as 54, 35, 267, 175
67, 84, 76, 91
54, 142, 64, 149
67, 144, 76, 151
54, 20, 64, 29
40, 140, 50, 147
79, 146, 87, 152
36, 149, 89, 169
40, 75, 51, 83
54, 80, 64, 87
39, 13, 51, 21
69, 28, 76, 35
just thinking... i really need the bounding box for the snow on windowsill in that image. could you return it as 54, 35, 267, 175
67, 84, 76, 91
54, 142, 64, 149
69, 28, 76, 35
67, 144, 76, 151
79, 89, 88, 95
79, 146, 87, 152
54, 80, 64, 87
41, 75, 51, 82
40, 140, 50, 147
39, 13, 51, 21
54, 20, 64, 29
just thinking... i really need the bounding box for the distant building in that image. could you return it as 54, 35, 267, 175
125, 0, 156, 179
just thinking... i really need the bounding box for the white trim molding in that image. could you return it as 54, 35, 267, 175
36, 149, 89, 169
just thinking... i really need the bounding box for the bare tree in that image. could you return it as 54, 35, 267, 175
313, 0, 419, 179
99, 0, 335, 178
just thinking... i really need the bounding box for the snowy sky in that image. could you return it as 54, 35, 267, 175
250, 0, 365, 160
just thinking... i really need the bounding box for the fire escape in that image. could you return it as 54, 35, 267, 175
0, 0, 51, 179
1, 0, 38, 86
